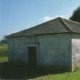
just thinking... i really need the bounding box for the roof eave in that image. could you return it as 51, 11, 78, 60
6, 32, 80, 38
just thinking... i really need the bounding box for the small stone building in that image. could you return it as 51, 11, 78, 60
6, 17, 80, 71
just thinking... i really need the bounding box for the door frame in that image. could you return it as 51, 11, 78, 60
28, 47, 37, 71
27, 43, 39, 66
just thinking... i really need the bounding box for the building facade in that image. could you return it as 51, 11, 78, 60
7, 17, 80, 71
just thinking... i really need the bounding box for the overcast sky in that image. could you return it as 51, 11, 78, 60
0, 0, 80, 40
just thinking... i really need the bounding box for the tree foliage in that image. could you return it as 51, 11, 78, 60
0, 38, 7, 45
69, 6, 80, 23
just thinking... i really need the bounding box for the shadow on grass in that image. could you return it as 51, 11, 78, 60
0, 62, 69, 79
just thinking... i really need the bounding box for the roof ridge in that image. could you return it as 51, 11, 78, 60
62, 17, 80, 25
58, 17, 72, 32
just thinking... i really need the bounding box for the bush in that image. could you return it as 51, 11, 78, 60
0, 44, 8, 57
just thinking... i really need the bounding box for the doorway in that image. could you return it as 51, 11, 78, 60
28, 47, 37, 72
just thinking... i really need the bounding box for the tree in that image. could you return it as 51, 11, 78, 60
69, 6, 80, 23
0, 37, 7, 45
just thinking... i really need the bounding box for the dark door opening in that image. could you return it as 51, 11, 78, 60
28, 47, 37, 72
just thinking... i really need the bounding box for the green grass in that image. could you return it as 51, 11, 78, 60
0, 62, 80, 80
0, 44, 8, 62
0, 44, 80, 80
0, 44, 8, 57
0, 57, 80, 80
0, 57, 8, 62
34, 69, 80, 80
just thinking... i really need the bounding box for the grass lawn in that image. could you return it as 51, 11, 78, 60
0, 56, 80, 80
34, 69, 80, 80
0, 44, 8, 57
0, 57, 80, 80
0, 57, 8, 62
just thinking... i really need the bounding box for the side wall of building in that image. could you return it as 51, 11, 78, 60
72, 34, 80, 71
38, 34, 72, 71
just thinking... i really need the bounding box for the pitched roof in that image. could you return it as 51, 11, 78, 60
6, 17, 80, 38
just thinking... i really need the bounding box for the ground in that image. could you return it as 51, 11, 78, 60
0, 57, 80, 80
